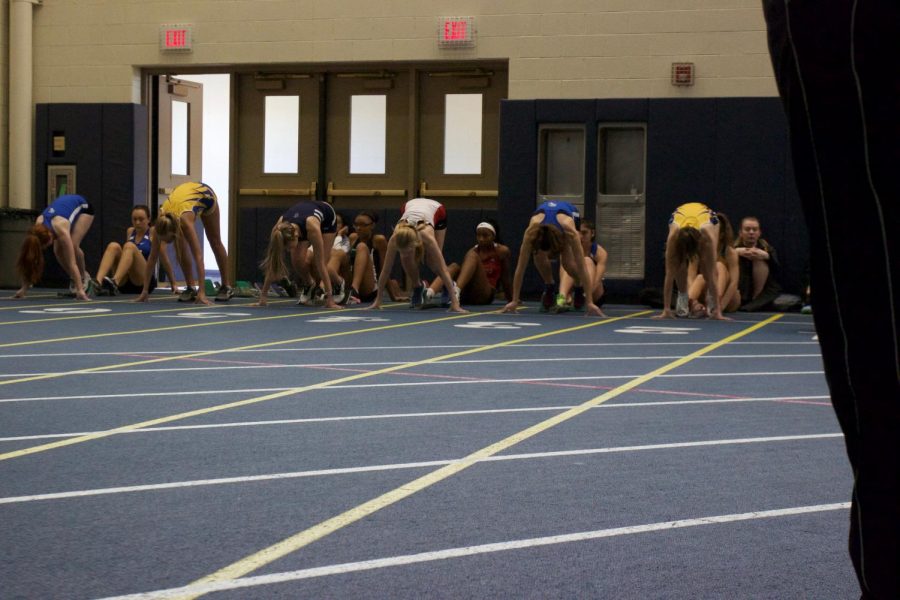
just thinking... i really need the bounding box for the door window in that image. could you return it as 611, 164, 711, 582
264, 96, 300, 174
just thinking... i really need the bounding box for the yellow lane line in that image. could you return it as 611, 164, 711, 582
181, 313, 782, 595
0, 311, 648, 462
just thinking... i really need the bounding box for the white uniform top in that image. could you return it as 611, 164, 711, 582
400, 198, 443, 227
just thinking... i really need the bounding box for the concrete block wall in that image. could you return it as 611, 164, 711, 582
25, 0, 774, 106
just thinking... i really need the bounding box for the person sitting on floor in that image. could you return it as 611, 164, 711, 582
346, 210, 407, 304
425, 220, 512, 306
95, 204, 177, 297
734, 216, 782, 311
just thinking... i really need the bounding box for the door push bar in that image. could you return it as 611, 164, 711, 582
419, 180, 498, 198
238, 181, 317, 197
327, 181, 406, 198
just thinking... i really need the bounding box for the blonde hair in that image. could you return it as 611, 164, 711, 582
394, 222, 424, 262
260, 222, 297, 279
155, 213, 184, 268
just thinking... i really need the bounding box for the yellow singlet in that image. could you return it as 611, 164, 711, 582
670, 202, 716, 229
161, 182, 217, 217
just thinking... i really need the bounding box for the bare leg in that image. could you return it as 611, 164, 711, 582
114, 243, 142, 285
200, 206, 230, 287
96, 242, 122, 282
69, 215, 94, 282
429, 263, 460, 294
751, 260, 770, 299
351, 243, 376, 296
533, 251, 555, 284
456, 250, 493, 304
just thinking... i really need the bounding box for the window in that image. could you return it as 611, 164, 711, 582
350, 95, 386, 174
444, 94, 482, 174
171, 100, 189, 176
264, 96, 300, 174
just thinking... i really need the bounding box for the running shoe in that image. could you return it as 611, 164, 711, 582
439, 282, 461, 308
573, 287, 585, 310
675, 292, 690, 318
312, 286, 326, 305
83, 278, 98, 297
214, 285, 234, 302
540, 285, 556, 312
279, 277, 298, 298
333, 279, 351, 305
102, 276, 120, 296
410, 284, 426, 308
178, 286, 198, 302
297, 285, 313, 305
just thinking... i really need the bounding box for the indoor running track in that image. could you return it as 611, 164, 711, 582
0, 292, 857, 599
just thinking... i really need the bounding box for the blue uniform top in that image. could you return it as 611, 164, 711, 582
128, 229, 152, 259
41, 195, 91, 235
534, 200, 580, 230
282, 200, 337, 239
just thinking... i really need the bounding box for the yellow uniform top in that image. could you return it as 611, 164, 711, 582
671, 202, 716, 229
161, 182, 217, 217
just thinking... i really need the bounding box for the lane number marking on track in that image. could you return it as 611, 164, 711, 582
454, 321, 541, 330
20, 307, 112, 315
616, 325, 699, 335
307, 316, 390, 323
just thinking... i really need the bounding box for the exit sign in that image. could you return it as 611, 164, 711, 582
438, 17, 475, 48
160, 24, 193, 52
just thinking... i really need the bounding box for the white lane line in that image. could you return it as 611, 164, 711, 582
0, 397, 834, 442
0, 341, 822, 359
0, 378, 831, 404
0, 433, 843, 505
0, 356, 827, 377
97, 502, 849, 600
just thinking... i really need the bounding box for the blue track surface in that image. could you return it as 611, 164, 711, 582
0, 291, 855, 599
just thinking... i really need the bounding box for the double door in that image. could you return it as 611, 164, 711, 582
235, 64, 507, 216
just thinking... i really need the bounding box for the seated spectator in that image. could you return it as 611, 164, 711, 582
346, 210, 407, 303
426, 221, 512, 306
734, 216, 782, 311
95, 205, 177, 296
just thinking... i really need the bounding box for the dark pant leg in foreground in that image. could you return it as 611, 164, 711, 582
763, 1, 900, 598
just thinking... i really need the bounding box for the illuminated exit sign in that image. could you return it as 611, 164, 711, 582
159, 24, 193, 52
438, 16, 476, 48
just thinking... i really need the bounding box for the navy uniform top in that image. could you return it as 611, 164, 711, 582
281, 200, 337, 239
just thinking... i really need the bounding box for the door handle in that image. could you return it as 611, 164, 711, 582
419, 180, 498, 198
327, 182, 406, 197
